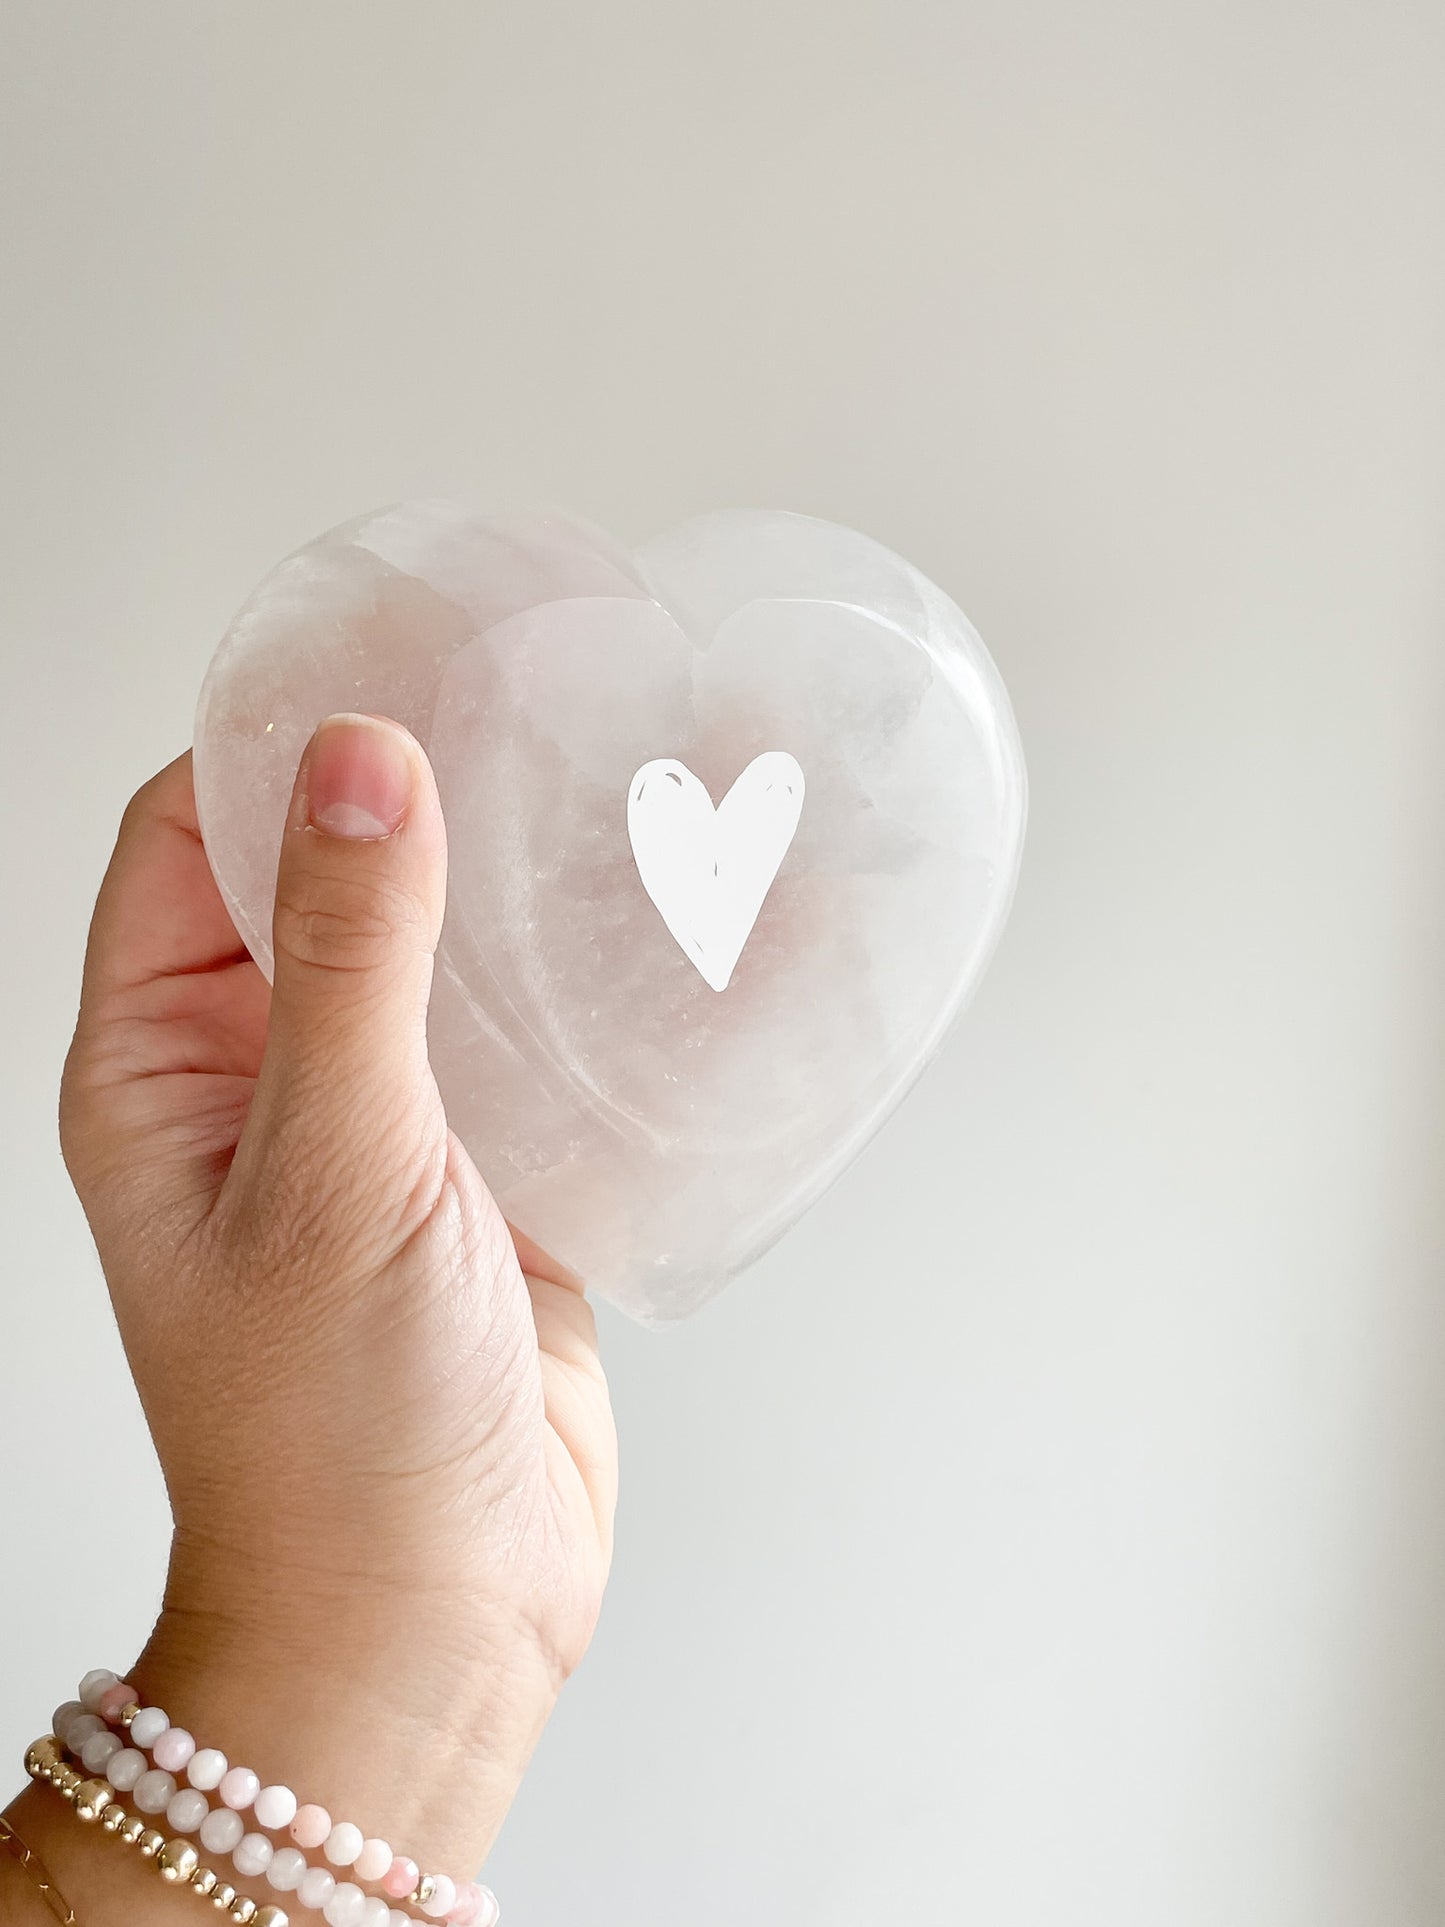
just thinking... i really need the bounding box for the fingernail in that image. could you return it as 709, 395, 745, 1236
306, 713, 415, 839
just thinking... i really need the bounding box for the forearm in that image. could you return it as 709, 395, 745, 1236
16, 721, 615, 1926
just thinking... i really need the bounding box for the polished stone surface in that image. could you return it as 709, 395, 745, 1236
195, 503, 1026, 1321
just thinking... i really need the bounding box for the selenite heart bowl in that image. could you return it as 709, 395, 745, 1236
194, 503, 1027, 1323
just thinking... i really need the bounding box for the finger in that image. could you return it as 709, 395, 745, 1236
62, 750, 266, 1222
79, 751, 252, 1005
226, 712, 449, 1230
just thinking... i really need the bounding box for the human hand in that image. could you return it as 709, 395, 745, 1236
17, 714, 616, 1913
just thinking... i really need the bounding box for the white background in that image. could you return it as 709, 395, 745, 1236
2, 4, 1444, 1922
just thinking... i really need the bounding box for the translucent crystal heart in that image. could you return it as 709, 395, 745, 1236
194, 503, 1026, 1322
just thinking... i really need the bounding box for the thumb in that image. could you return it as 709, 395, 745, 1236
229, 712, 449, 1235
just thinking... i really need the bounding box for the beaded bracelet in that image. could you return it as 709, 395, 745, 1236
51, 1716, 357, 1927
25, 1733, 287, 1925
63, 1671, 499, 1927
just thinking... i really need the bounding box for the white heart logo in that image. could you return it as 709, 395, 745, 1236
627, 752, 805, 992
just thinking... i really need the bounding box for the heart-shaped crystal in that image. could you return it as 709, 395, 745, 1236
194, 503, 1026, 1322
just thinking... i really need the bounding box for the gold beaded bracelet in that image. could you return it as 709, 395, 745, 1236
0, 1814, 77, 1924
24, 1737, 286, 1927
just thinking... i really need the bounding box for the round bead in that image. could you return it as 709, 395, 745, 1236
254, 1911, 291, 1927
81, 1730, 122, 1773
73, 1777, 114, 1821
359, 1900, 390, 1927
444, 1888, 480, 1927
98, 1682, 138, 1722
101, 1805, 128, 1834
234, 1833, 274, 1878
200, 1806, 246, 1854
255, 1784, 298, 1830
290, 1803, 331, 1850
472, 1888, 499, 1927
389, 1914, 413, 1927
167, 1787, 210, 1833
354, 1838, 392, 1883
188, 1747, 228, 1791
382, 1856, 418, 1899
159, 1839, 201, 1883
193, 1866, 219, 1896
134, 1768, 178, 1814
64, 1711, 105, 1751
211, 1882, 238, 1911
106, 1748, 147, 1791
138, 1828, 166, 1858
119, 1815, 146, 1845
324, 1822, 363, 1867
130, 1707, 170, 1750
52, 1700, 82, 1736
230, 1899, 258, 1924
420, 1875, 457, 1919
267, 1847, 306, 1892
324, 1882, 367, 1927
220, 1766, 260, 1810
78, 1669, 118, 1710
154, 1727, 196, 1773
299, 1867, 337, 1911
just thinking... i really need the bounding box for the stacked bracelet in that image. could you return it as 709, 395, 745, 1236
53, 1671, 500, 1927
25, 1733, 287, 1925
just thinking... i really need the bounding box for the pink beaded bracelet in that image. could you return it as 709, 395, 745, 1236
66, 1671, 499, 1927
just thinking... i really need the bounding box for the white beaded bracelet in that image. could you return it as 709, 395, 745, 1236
27, 1732, 288, 1927
65, 1672, 499, 1927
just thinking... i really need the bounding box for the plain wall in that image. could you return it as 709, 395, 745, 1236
3, 4, 1444, 1922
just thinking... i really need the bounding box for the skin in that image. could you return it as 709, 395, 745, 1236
1, 714, 618, 1923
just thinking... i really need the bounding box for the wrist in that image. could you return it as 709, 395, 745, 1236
2, 1543, 557, 1927
143, 1537, 557, 1873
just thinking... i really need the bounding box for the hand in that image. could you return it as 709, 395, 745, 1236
8, 714, 616, 1917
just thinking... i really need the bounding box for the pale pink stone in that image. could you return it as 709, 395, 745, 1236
354, 1839, 392, 1883
472, 1888, 499, 1927
290, 1803, 331, 1849
80, 1731, 122, 1774
325, 1821, 363, 1867
420, 1875, 456, 1919
98, 1683, 137, 1723
105, 1749, 147, 1791
255, 1784, 298, 1831
133, 1768, 176, 1815
129, 1707, 169, 1750
219, 1765, 260, 1810
445, 1885, 481, 1926
298, 1866, 336, 1912
382, 1858, 418, 1900
64, 1712, 104, 1751
188, 1748, 228, 1790
78, 1670, 118, 1711
153, 1727, 195, 1772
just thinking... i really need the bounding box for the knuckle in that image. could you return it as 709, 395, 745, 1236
272, 870, 421, 975
121, 772, 159, 825
119, 760, 182, 836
